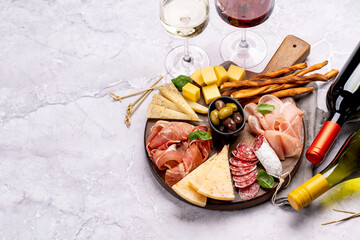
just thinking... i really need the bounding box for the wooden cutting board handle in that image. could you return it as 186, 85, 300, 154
262, 35, 311, 73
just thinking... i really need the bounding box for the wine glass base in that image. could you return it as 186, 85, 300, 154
219, 31, 267, 69
165, 45, 210, 77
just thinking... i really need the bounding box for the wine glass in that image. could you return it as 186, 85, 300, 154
160, 0, 210, 77
216, 0, 275, 68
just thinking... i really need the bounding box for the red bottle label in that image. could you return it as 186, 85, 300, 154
306, 121, 342, 164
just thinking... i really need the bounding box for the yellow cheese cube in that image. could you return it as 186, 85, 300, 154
228, 65, 245, 82
201, 67, 217, 85
214, 65, 229, 87
190, 69, 205, 87
182, 83, 200, 102
202, 84, 221, 105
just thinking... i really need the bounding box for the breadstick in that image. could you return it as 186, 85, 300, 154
287, 61, 328, 77
231, 85, 272, 99
252, 62, 308, 80
324, 69, 339, 79
242, 87, 315, 104
221, 74, 328, 89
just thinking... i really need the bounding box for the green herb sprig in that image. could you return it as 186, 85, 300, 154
256, 103, 275, 114
256, 169, 275, 189
189, 129, 212, 141
171, 75, 191, 91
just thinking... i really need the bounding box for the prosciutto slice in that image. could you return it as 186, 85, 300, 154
244, 95, 303, 160
146, 121, 212, 186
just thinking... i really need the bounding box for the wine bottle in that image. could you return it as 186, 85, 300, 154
306, 42, 360, 164
288, 128, 360, 210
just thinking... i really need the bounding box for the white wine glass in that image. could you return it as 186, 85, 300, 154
160, 0, 210, 77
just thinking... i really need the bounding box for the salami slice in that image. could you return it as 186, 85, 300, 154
234, 174, 257, 188
232, 149, 258, 161
232, 144, 257, 161
239, 181, 260, 200
252, 134, 265, 151
230, 165, 256, 175
233, 168, 257, 183
229, 157, 258, 168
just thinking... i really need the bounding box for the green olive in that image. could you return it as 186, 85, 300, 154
218, 107, 233, 120
210, 110, 220, 125
226, 103, 238, 112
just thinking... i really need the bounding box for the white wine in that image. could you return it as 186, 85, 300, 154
160, 0, 209, 38
288, 128, 360, 210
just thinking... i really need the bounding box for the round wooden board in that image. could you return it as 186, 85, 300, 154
144, 97, 305, 210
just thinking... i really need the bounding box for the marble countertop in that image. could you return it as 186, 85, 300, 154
1, 0, 360, 239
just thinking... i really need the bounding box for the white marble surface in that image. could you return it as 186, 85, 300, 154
1, 0, 360, 239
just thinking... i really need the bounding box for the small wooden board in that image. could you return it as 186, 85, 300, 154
144, 35, 310, 210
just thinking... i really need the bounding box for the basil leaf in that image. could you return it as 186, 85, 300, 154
256, 102, 275, 114
188, 131, 198, 140
188, 129, 212, 141
256, 169, 275, 189
171, 75, 191, 91
198, 131, 212, 140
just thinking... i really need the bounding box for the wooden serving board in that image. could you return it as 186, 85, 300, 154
144, 35, 310, 210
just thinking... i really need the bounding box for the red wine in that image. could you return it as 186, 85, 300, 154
306, 42, 360, 164
216, 0, 274, 28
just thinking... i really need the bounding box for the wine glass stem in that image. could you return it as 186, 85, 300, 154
240, 28, 248, 48
183, 38, 192, 63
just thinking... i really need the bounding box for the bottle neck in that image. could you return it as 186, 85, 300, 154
329, 111, 345, 126
321, 129, 360, 188
287, 174, 330, 210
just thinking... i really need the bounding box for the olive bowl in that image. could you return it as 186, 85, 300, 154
208, 96, 246, 138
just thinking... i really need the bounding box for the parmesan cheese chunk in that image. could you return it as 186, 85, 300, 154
228, 65, 245, 82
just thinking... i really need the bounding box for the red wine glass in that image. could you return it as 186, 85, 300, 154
216, 0, 275, 68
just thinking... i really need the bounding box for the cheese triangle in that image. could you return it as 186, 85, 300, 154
172, 178, 207, 207
185, 99, 208, 114
151, 94, 183, 113
188, 154, 218, 191
171, 153, 217, 207
158, 83, 199, 121
197, 145, 235, 201
147, 104, 198, 121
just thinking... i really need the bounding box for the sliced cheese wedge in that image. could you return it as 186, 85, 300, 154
185, 99, 208, 114
147, 104, 198, 121
151, 94, 183, 112
188, 154, 218, 191
159, 83, 199, 121
172, 153, 217, 207
197, 145, 235, 201
172, 178, 207, 207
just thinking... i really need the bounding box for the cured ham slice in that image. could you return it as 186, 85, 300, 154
244, 103, 272, 130
146, 121, 212, 187
165, 143, 204, 186
263, 131, 285, 160
152, 144, 184, 170
280, 102, 304, 122
146, 121, 194, 156
244, 95, 303, 160
247, 115, 265, 135
290, 115, 303, 139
